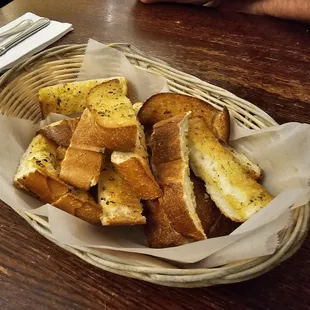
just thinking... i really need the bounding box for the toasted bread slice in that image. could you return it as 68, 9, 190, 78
39, 77, 128, 118
111, 123, 162, 200
60, 146, 103, 190
144, 200, 187, 248
14, 134, 69, 203
138, 93, 230, 143
208, 214, 240, 238
53, 189, 102, 224
98, 158, 145, 226
188, 117, 273, 222
59, 80, 139, 189
132, 102, 144, 114
225, 145, 262, 180
86, 80, 138, 152
191, 173, 239, 236
151, 113, 206, 241
191, 173, 221, 236
14, 135, 102, 224
38, 118, 79, 147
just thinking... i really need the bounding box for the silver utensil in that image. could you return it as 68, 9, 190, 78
0, 19, 33, 39
0, 18, 50, 56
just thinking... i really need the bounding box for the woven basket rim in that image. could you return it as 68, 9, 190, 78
0, 43, 308, 287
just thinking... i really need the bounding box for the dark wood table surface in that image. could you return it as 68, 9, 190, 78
0, 1, 309, 309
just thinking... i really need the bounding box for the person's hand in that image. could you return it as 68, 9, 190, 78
140, 0, 310, 21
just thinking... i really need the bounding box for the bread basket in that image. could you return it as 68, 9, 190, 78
0, 43, 308, 288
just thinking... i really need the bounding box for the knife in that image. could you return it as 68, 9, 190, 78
0, 19, 33, 39
0, 18, 50, 56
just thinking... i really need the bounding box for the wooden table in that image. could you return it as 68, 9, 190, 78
0, 1, 309, 309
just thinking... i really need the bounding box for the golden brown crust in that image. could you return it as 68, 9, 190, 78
151, 114, 206, 241
112, 155, 162, 200
38, 118, 79, 147
53, 191, 102, 224
138, 93, 230, 142
70, 108, 137, 152
191, 173, 222, 236
155, 161, 205, 241
14, 134, 103, 224
152, 114, 186, 165
14, 170, 69, 204
59, 147, 103, 190
212, 107, 230, 143
144, 200, 187, 248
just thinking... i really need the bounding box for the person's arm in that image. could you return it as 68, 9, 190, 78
140, 0, 310, 22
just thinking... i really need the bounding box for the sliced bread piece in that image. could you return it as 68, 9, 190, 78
38, 118, 79, 147
138, 93, 230, 143
151, 113, 206, 241
59, 146, 103, 190
191, 173, 239, 237
14, 134, 69, 203
188, 116, 273, 222
144, 200, 187, 248
39, 77, 128, 118
14, 134, 103, 224
111, 122, 162, 200
208, 214, 240, 238
225, 144, 262, 180
191, 173, 222, 236
53, 189, 102, 224
59, 79, 140, 189
86, 80, 138, 152
98, 158, 145, 226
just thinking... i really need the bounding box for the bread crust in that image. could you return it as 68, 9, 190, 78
111, 122, 161, 200
70, 108, 137, 152
53, 191, 102, 224
112, 155, 162, 200
151, 113, 206, 241
191, 173, 221, 236
144, 200, 187, 248
38, 118, 79, 147
138, 93, 230, 142
59, 147, 103, 190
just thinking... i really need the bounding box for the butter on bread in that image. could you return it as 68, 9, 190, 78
188, 116, 273, 222
38, 118, 79, 147
98, 157, 146, 226
14, 134, 102, 224
39, 77, 128, 118
151, 112, 206, 241
138, 93, 230, 143
111, 122, 162, 200
144, 200, 187, 248
225, 144, 262, 180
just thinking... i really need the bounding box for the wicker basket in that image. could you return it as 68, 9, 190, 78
0, 43, 308, 288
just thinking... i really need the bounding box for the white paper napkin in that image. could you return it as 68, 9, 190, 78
0, 12, 73, 72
